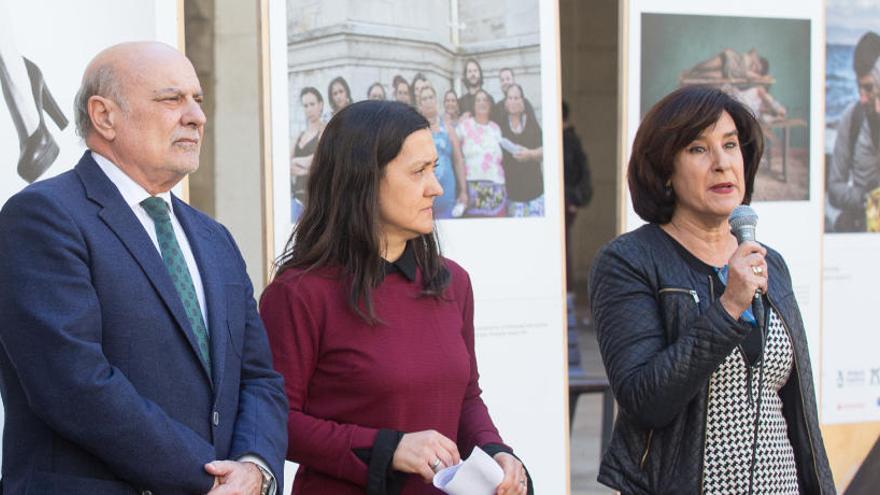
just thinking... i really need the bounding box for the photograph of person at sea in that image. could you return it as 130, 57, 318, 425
825, 0, 880, 233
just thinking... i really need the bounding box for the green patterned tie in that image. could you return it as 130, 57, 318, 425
140, 197, 211, 374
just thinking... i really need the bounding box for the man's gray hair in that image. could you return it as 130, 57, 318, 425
73, 64, 126, 139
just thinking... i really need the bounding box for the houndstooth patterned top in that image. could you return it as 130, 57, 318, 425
702, 310, 800, 494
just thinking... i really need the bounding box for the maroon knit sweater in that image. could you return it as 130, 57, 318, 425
259, 258, 509, 494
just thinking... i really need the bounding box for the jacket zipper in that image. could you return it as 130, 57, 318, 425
699, 275, 714, 494
639, 429, 654, 470
766, 297, 823, 494
658, 287, 700, 303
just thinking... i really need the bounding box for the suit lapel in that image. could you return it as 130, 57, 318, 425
172, 195, 228, 392
75, 153, 212, 385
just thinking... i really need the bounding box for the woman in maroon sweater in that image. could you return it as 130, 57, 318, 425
260, 100, 531, 495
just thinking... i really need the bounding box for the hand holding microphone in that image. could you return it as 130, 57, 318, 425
720, 242, 767, 319
721, 206, 768, 322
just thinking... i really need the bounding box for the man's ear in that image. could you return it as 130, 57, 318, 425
88, 95, 118, 141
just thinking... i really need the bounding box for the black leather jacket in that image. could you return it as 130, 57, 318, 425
589, 224, 835, 494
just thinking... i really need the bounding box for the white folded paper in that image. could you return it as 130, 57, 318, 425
432, 446, 504, 495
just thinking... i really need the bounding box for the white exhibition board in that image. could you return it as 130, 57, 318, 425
821, 0, 880, 424
0, 0, 181, 469
437, 0, 568, 487
622, 0, 825, 395
270, 0, 568, 492
822, 236, 880, 423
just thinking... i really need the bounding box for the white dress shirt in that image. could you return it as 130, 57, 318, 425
92, 152, 208, 327
91, 152, 276, 494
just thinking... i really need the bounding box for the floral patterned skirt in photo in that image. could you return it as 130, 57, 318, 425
465, 180, 507, 217
508, 195, 544, 218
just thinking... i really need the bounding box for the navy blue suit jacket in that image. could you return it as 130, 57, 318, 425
0, 152, 287, 494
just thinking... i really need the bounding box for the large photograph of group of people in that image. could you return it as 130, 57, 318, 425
290, 61, 544, 222
824, 2, 880, 233
640, 13, 811, 202
285, 0, 544, 223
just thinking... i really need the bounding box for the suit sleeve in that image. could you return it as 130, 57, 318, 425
0, 190, 215, 493
454, 271, 509, 456
220, 227, 289, 486
259, 278, 379, 487
589, 240, 751, 429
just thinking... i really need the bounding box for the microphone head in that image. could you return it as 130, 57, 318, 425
729, 205, 758, 244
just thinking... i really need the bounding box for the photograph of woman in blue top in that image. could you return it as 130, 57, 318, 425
416, 85, 467, 218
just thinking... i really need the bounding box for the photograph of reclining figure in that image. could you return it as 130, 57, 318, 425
640, 13, 811, 202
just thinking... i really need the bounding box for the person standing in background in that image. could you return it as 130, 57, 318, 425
443, 89, 461, 127
411, 72, 430, 107
393, 74, 412, 105
367, 82, 386, 101
291, 87, 326, 222
417, 85, 467, 218
498, 84, 543, 217
457, 89, 507, 217
491, 67, 535, 125
562, 101, 591, 324
457, 58, 484, 118
328, 76, 352, 116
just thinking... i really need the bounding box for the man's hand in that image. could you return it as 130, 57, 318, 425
204, 460, 263, 495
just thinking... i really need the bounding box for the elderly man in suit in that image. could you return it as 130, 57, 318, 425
0, 42, 287, 494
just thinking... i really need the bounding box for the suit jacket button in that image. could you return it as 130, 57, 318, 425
212, 411, 220, 426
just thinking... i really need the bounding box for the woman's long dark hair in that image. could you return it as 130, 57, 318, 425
275, 100, 449, 323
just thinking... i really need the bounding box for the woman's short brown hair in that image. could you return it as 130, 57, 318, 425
628, 85, 764, 224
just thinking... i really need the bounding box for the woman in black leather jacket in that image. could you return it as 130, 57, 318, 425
590, 86, 834, 494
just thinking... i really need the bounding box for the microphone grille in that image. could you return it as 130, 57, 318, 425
729, 205, 758, 230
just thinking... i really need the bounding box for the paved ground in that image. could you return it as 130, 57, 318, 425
569, 320, 615, 495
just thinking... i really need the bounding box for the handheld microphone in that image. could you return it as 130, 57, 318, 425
729, 205, 764, 329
